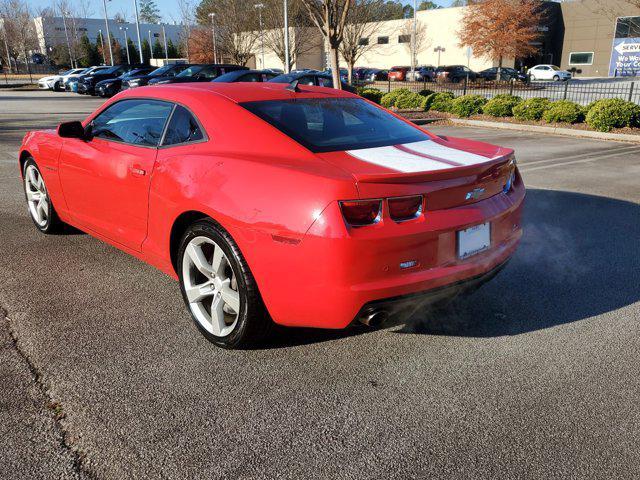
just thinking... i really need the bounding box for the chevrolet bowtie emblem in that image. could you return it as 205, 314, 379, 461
465, 188, 485, 200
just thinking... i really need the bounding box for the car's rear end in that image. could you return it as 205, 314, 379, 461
237, 91, 524, 329
389, 67, 408, 81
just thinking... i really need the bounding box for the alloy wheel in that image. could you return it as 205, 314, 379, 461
181, 236, 241, 337
25, 165, 49, 227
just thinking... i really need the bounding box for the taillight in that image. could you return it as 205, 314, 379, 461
388, 195, 423, 222
503, 158, 517, 193
339, 199, 382, 226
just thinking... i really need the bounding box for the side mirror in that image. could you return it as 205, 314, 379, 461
57, 121, 85, 139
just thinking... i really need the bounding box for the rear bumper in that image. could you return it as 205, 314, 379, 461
244, 177, 525, 330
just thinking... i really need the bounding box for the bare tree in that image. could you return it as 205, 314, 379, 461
175, 0, 194, 60
0, 0, 39, 72
262, 0, 317, 71
339, 0, 384, 83
400, 18, 430, 67
300, 0, 352, 89
194, 0, 259, 66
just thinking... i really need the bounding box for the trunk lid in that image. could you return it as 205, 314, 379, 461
316, 136, 514, 210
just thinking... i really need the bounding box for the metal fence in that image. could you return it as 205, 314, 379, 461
354, 78, 640, 106
1, 64, 61, 86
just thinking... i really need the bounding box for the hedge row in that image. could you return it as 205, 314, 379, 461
358, 87, 640, 132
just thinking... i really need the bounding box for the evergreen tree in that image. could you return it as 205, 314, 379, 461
139, 0, 161, 24
166, 38, 178, 58
78, 34, 101, 67
141, 38, 151, 63
152, 38, 165, 58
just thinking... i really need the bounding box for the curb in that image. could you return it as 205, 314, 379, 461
447, 118, 640, 143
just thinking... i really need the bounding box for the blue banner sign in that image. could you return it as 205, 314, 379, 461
609, 37, 640, 76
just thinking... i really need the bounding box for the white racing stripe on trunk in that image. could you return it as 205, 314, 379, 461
346, 145, 447, 173
403, 140, 493, 166
347, 140, 494, 173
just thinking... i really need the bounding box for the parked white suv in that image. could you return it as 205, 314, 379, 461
38, 68, 88, 91
528, 65, 572, 82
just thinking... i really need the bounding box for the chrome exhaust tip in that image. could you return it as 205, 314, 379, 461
359, 308, 389, 327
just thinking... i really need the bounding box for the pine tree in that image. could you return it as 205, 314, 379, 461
141, 38, 151, 63
166, 38, 179, 58
139, 0, 161, 24
152, 38, 165, 58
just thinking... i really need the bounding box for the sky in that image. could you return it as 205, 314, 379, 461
29, 0, 453, 25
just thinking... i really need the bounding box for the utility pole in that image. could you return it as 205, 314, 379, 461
120, 26, 131, 64
208, 13, 217, 63
61, 10, 75, 68
162, 24, 168, 61
98, 29, 106, 64
148, 30, 154, 62
283, 0, 290, 72
132, 0, 144, 63
102, 0, 114, 65
411, 0, 417, 80
254, 3, 265, 69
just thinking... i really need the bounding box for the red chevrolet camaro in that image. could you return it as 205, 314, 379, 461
19, 83, 524, 348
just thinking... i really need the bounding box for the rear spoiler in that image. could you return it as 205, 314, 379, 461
355, 154, 514, 184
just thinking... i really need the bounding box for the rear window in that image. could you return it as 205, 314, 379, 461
241, 98, 429, 153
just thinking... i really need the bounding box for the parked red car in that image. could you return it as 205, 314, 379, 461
19, 83, 524, 348
388, 66, 411, 81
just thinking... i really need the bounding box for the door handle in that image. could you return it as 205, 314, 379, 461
129, 165, 146, 176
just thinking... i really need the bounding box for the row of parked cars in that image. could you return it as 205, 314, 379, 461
38, 63, 359, 97
351, 64, 572, 83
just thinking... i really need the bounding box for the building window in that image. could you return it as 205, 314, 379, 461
398, 34, 410, 44
377, 36, 389, 45
569, 52, 594, 65
615, 16, 640, 39
358, 37, 369, 46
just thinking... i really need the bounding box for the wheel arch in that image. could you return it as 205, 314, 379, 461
169, 210, 218, 274
19, 150, 33, 176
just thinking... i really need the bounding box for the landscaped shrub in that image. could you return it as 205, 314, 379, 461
380, 88, 412, 108
543, 100, 585, 124
425, 91, 455, 112
512, 97, 550, 121
358, 88, 384, 104
585, 98, 640, 132
483, 94, 522, 117
449, 95, 488, 117
418, 88, 435, 97
395, 91, 425, 109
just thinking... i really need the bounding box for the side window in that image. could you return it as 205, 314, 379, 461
317, 77, 333, 87
298, 76, 315, 86
162, 105, 204, 146
91, 99, 173, 147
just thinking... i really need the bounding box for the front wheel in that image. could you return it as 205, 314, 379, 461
553, 75, 560, 81
177, 220, 271, 349
23, 158, 64, 233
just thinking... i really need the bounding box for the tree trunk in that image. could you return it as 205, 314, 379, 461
497, 56, 503, 81
329, 44, 341, 90
347, 58, 354, 85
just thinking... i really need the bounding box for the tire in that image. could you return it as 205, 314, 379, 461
22, 158, 64, 234
53, 81, 61, 91
553, 75, 560, 81
177, 219, 271, 349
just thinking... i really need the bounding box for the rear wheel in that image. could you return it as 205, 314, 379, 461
23, 158, 64, 233
553, 75, 560, 81
177, 220, 270, 349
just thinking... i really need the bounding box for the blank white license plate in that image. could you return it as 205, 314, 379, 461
457, 222, 491, 259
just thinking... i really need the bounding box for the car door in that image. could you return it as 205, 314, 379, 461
58, 99, 174, 251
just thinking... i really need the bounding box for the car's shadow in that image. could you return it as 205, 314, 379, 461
266, 188, 640, 347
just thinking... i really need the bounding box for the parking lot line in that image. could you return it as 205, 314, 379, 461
521, 144, 640, 167
520, 148, 640, 172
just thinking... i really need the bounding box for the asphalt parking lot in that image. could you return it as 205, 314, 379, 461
1, 90, 639, 479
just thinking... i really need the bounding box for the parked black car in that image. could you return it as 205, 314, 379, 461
76, 64, 145, 95
409, 65, 437, 82
364, 68, 388, 81
148, 64, 247, 85
121, 63, 192, 90
95, 67, 156, 97
477, 67, 527, 82
435, 65, 478, 83
212, 69, 278, 83
269, 71, 356, 92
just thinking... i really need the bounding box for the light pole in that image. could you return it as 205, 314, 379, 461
148, 29, 154, 62
254, 4, 265, 69
434, 46, 445, 67
132, 0, 144, 63
162, 24, 168, 61
120, 26, 131, 64
98, 29, 106, 64
208, 13, 217, 64
283, 0, 290, 73
411, 0, 417, 80
60, 10, 75, 68
102, 0, 114, 65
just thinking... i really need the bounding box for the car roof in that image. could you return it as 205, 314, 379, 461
118, 82, 355, 104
